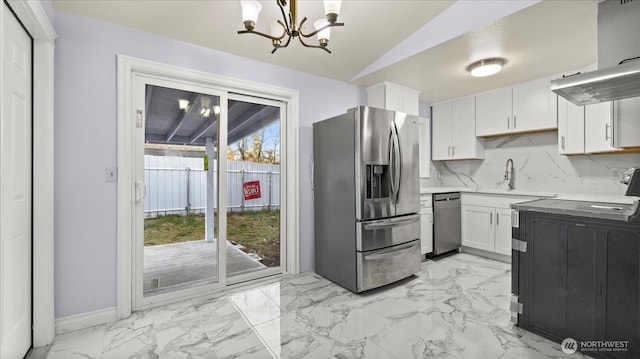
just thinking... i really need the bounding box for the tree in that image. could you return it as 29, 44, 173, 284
228, 125, 280, 164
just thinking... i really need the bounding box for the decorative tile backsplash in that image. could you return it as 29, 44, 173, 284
423, 132, 640, 195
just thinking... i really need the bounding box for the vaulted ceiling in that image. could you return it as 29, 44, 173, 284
52, 0, 598, 104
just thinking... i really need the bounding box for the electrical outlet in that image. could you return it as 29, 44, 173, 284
105, 167, 118, 182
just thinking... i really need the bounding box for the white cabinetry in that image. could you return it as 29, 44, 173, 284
366, 81, 419, 116
585, 102, 620, 153
418, 117, 431, 178
432, 97, 484, 160
367, 81, 430, 177
419, 194, 433, 255
558, 97, 585, 155
461, 193, 539, 256
613, 97, 640, 148
476, 77, 558, 137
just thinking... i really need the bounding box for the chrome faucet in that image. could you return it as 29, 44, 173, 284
504, 158, 514, 190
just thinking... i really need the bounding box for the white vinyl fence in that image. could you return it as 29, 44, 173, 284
144, 155, 280, 218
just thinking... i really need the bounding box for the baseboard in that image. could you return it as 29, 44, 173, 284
460, 246, 511, 263
55, 307, 117, 335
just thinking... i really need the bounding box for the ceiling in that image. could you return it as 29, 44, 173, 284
52, 0, 599, 104
144, 85, 279, 146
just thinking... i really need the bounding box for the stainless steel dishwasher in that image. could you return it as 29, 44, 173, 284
432, 192, 461, 255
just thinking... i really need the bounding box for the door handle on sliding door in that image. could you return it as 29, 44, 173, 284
135, 180, 147, 202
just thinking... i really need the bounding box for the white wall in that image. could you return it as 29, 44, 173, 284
430, 131, 640, 194
53, 10, 364, 318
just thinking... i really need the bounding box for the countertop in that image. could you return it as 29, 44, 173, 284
419, 187, 556, 198
419, 187, 640, 205
511, 198, 640, 222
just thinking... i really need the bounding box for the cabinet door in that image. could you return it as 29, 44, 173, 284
585, 102, 619, 153
603, 228, 640, 358
494, 208, 513, 256
420, 208, 433, 254
451, 97, 479, 159
431, 102, 453, 160
526, 217, 564, 341
402, 87, 420, 116
613, 97, 640, 148
565, 224, 598, 343
385, 84, 404, 113
461, 205, 493, 251
475, 87, 512, 136
418, 117, 431, 178
557, 97, 585, 155
512, 78, 558, 133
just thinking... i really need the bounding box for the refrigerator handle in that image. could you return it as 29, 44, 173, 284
363, 214, 420, 230
388, 129, 397, 201
391, 123, 401, 204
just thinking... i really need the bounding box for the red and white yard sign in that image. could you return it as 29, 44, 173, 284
243, 180, 262, 200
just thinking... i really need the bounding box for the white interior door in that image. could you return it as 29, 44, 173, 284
0, 3, 33, 358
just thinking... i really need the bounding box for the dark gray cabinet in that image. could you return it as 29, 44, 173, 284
515, 212, 640, 359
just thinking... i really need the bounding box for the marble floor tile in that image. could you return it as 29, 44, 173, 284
47, 253, 589, 359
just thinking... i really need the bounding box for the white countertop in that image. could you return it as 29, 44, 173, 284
419, 187, 555, 198
419, 187, 640, 205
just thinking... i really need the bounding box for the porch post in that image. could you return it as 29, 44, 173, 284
205, 137, 215, 242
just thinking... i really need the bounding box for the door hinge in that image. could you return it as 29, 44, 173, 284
136, 110, 143, 128
510, 295, 523, 324
511, 210, 519, 228
512, 239, 527, 252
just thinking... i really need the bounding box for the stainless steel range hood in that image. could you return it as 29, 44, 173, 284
551, 0, 640, 106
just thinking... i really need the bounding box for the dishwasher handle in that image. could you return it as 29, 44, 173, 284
433, 192, 461, 202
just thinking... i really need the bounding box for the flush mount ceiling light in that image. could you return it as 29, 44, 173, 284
178, 99, 190, 111
467, 58, 506, 77
238, 0, 344, 54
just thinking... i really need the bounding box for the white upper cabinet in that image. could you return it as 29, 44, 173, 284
475, 87, 512, 136
418, 116, 431, 178
558, 97, 585, 155
432, 97, 484, 161
612, 97, 640, 148
476, 77, 558, 137
585, 102, 620, 153
366, 81, 419, 116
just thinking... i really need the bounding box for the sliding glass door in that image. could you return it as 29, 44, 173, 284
131, 75, 285, 307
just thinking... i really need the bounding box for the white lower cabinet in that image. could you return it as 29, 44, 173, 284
461, 205, 493, 252
494, 208, 514, 255
461, 194, 539, 256
419, 195, 433, 255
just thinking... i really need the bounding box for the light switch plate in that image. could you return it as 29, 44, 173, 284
105, 167, 118, 182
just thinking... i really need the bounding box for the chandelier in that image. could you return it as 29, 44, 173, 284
238, 0, 344, 54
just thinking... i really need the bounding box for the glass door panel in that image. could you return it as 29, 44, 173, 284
133, 76, 226, 304
226, 95, 283, 280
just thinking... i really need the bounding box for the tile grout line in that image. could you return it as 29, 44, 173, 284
229, 290, 281, 359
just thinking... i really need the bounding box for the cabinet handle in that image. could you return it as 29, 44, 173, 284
514, 115, 517, 129
448, 146, 451, 157
490, 212, 493, 225
496, 213, 499, 226
452, 145, 455, 157
561, 136, 565, 150
507, 117, 510, 129
605, 123, 610, 141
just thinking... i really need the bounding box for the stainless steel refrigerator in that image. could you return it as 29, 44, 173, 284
313, 106, 421, 293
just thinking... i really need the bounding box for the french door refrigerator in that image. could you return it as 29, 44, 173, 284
313, 106, 421, 293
